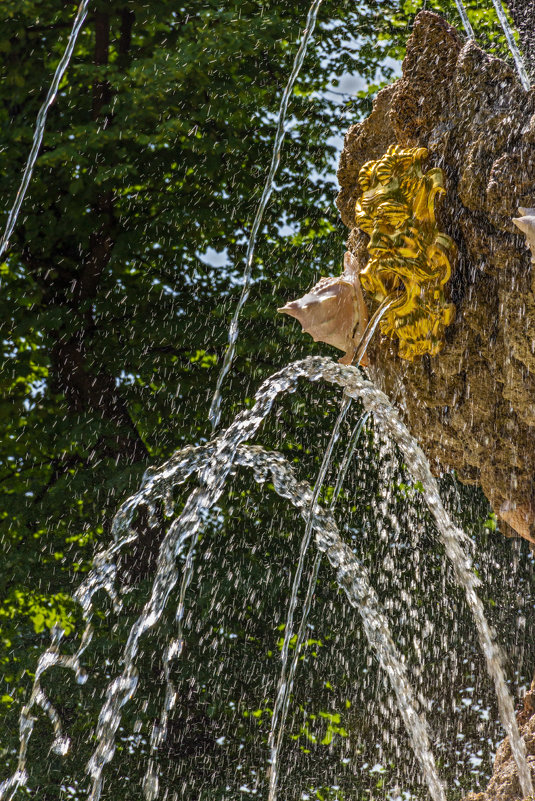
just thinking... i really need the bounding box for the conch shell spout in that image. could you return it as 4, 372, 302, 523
278, 251, 369, 366
512, 207, 535, 264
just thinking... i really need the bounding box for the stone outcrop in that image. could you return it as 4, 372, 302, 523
337, 11, 535, 544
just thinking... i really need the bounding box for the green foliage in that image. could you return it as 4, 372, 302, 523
0, 0, 406, 682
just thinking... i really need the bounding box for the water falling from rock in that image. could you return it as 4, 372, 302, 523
489, 0, 530, 89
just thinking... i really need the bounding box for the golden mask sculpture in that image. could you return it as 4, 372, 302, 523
355, 144, 456, 361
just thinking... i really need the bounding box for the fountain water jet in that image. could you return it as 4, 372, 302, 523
208, 0, 324, 430
489, 0, 530, 89
1, 5, 533, 800
2, 357, 531, 799
0, 0, 90, 260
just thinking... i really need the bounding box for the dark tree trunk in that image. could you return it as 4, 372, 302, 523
45, 11, 148, 467
23, 11, 164, 580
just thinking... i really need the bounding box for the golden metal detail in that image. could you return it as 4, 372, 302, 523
355, 144, 455, 360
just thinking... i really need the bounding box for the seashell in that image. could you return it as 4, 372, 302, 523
512, 207, 535, 264
498, 500, 535, 545
278, 251, 369, 366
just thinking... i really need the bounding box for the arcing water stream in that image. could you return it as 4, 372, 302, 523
2, 356, 532, 799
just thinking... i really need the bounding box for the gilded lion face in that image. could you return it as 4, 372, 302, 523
355, 145, 456, 360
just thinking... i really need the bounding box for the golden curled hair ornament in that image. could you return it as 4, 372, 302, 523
355, 145, 456, 361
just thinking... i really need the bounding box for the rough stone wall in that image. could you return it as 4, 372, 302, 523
337, 11, 535, 543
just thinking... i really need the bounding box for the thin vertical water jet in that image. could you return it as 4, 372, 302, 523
266, 391, 349, 801
489, 0, 530, 90
453, 0, 475, 39
208, 0, 323, 431
267, 413, 369, 801
333, 412, 370, 503
0, 0, 90, 260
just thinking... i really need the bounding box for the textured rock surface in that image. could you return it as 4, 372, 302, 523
337, 11, 535, 544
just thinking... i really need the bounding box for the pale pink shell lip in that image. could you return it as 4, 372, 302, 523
513, 217, 531, 232
513, 212, 535, 263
